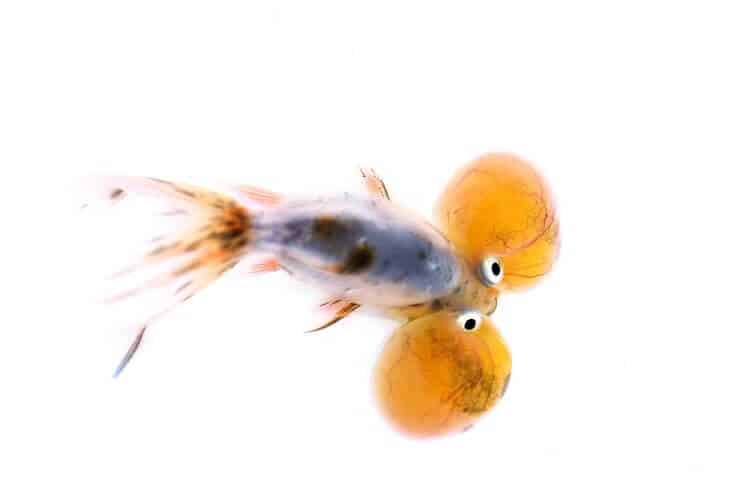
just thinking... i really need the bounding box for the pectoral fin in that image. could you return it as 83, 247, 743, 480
307, 299, 361, 333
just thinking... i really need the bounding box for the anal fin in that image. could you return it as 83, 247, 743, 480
242, 258, 281, 275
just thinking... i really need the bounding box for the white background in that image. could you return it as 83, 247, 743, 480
2, 1, 742, 493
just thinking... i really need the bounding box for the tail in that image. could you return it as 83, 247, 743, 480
85, 176, 255, 376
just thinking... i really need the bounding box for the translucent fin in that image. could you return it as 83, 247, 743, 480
83, 176, 254, 376
241, 258, 281, 275
360, 168, 391, 200
306, 299, 361, 333
234, 185, 284, 206
113, 325, 147, 378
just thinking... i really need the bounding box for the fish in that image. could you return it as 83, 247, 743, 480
86, 169, 499, 376
374, 309, 512, 438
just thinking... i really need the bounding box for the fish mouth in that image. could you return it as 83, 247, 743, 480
485, 296, 499, 316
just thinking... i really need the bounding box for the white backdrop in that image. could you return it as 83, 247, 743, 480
2, 1, 742, 493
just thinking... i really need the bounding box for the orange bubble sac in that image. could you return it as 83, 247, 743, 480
435, 153, 560, 292
374, 311, 511, 438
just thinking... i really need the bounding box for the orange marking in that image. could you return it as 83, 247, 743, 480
237, 185, 283, 206
244, 258, 281, 274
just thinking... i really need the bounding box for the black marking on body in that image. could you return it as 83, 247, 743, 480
339, 243, 375, 274
312, 216, 349, 239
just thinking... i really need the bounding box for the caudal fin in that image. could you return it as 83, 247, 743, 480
84, 176, 254, 376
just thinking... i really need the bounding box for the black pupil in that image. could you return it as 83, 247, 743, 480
464, 318, 477, 330
491, 262, 501, 277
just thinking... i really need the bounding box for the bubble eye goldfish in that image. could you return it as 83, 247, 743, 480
435, 153, 560, 295
374, 310, 511, 438
89, 169, 498, 375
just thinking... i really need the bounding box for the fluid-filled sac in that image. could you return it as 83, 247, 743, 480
374, 311, 511, 438
435, 153, 560, 292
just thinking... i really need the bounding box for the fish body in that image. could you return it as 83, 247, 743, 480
252, 195, 461, 307
92, 174, 496, 375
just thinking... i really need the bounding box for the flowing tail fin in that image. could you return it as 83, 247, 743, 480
84, 177, 255, 376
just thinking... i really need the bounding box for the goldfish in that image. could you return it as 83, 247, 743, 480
89, 152, 558, 440
91, 168, 497, 376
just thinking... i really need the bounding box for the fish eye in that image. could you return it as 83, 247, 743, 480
480, 256, 504, 286
456, 311, 482, 332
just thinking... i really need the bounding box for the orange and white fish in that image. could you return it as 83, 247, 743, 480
85, 152, 560, 439
89, 170, 499, 376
